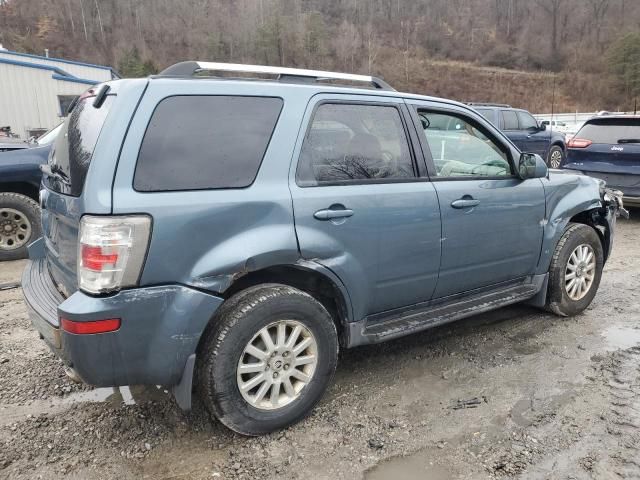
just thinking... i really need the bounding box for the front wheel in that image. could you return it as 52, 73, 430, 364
547, 145, 564, 168
197, 284, 339, 436
546, 223, 604, 316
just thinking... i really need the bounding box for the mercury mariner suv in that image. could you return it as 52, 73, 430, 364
22, 62, 624, 436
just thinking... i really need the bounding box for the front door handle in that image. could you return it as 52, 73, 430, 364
314, 208, 354, 220
451, 197, 480, 209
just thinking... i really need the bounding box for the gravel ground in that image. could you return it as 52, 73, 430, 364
1, 212, 639, 480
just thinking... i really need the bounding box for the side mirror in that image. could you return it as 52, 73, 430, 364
518, 153, 548, 179
538, 122, 547, 131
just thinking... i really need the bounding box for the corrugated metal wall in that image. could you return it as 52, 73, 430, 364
0, 62, 91, 138
0, 51, 113, 82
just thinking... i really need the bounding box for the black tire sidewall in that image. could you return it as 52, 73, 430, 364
548, 224, 604, 316
0, 193, 41, 261
200, 285, 338, 436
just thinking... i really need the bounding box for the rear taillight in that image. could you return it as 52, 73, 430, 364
78, 215, 151, 294
567, 138, 592, 148
61, 317, 121, 334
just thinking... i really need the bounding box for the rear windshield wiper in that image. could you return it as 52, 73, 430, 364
617, 139, 640, 144
40, 164, 71, 185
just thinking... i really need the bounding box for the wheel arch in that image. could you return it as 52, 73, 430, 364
208, 262, 353, 348
567, 210, 610, 261
0, 182, 39, 201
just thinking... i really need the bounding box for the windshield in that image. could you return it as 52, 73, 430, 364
36, 123, 63, 146
577, 119, 640, 144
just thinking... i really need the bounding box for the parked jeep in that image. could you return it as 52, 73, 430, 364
0, 124, 61, 260
23, 63, 623, 436
469, 103, 567, 168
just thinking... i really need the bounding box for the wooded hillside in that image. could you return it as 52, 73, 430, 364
1, 0, 639, 112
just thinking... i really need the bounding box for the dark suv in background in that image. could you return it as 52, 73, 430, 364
470, 103, 566, 168
562, 115, 640, 206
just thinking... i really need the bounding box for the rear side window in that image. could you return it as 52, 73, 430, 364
577, 119, 640, 144
501, 110, 519, 130
296, 103, 415, 186
47, 94, 114, 196
134, 96, 283, 191
475, 109, 496, 124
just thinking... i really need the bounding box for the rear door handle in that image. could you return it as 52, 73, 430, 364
451, 198, 480, 209
314, 208, 354, 220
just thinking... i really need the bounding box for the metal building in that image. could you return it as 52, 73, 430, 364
0, 48, 119, 139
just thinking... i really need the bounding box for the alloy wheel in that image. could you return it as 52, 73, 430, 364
237, 320, 318, 410
550, 149, 563, 168
565, 243, 596, 301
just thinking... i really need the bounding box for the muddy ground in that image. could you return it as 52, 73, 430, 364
1, 213, 639, 480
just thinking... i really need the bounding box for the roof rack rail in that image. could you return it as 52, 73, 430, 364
466, 102, 512, 108
157, 61, 395, 91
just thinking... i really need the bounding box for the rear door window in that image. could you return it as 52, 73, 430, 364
501, 110, 519, 130
46, 94, 114, 196
577, 119, 640, 144
134, 96, 283, 191
295, 103, 415, 186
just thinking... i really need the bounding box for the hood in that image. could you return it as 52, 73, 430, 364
0, 144, 51, 168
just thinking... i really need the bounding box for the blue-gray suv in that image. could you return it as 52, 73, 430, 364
22, 62, 624, 436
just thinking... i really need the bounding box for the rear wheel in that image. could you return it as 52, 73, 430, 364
0, 192, 41, 261
197, 284, 338, 436
547, 145, 564, 168
546, 223, 603, 316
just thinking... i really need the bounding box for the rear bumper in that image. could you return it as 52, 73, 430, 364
564, 168, 640, 201
22, 258, 223, 387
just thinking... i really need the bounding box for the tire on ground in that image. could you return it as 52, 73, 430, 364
197, 283, 339, 436
547, 144, 565, 168
546, 222, 604, 317
0, 192, 41, 262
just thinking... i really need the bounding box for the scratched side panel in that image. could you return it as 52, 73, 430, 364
112, 80, 309, 289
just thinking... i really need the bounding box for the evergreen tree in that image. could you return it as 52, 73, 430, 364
608, 33, 640, 101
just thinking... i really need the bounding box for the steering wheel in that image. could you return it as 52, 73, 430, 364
470, 157, 507, 176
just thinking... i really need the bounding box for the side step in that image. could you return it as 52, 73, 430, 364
359, 283, 540, 344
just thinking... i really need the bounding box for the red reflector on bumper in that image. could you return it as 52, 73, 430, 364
60, 318, 121, 334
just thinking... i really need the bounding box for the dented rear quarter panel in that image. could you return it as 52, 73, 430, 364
537, 170, 604, 273
111, 80, 313, 288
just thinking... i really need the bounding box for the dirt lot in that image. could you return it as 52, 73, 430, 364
1, 213, 639, 480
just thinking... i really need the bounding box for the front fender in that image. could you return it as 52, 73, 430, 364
537, 173, 601, 274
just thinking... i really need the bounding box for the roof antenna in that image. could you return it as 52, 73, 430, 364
634, 98, 637, 115
550, 74, 556, 128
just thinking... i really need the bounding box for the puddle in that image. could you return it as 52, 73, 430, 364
602, 326, 640, 351
511, 390, 576, 427
1, 385, 171, 425
61, 385, 169, 406
365, 451, 452, 480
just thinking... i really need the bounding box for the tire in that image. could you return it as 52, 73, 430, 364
197, 284, 339, 436
0, 192, 41, 261
546, 223, 604, 317
547, 145, 564, 168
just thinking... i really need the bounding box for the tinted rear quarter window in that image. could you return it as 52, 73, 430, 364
47, 94, 114, 196
577, 119, 640, 144
134, 96, 283, 191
